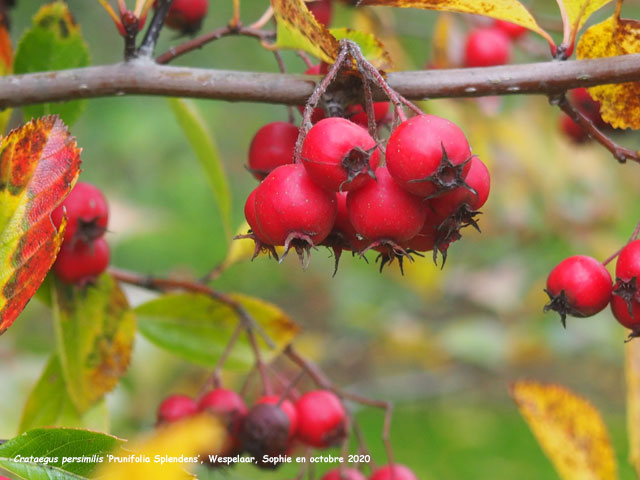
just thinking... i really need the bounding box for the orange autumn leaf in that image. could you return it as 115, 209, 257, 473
577, 14, 640, 129
512, 381, 618, 480
271, 0, 339, 63
359, 0, 553, 46
0, 116, 81, 333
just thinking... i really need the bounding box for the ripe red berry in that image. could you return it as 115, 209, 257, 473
544, 255, 612, 326
347, 167, 427, 247
346, 102, 390, 129
464, 27, 511, 68
256, 395, 299, 438
53, 237, 110, 285
198, 388, 248, 456
51, 182, 109, 247
308, 0, 332, 27
163, 0, 208, 34
156, 394, 198, 424
370, 464, 418, 480
242, 188, 279, 260
386, 115, 472, 198
493, 19, 528, 39
322, 468, 367, 480
248, 122, 299, 180
611, 294, 640, 336
241, 404, 291, 469
302, 117, 380, 192
560, 115, 589, 143
430, 156, 491, 221
295, 390, 347, 448
254, 164, 337, 261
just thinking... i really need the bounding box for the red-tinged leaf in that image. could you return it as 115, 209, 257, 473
0, 13, 12, 134
0, 116, 81, 333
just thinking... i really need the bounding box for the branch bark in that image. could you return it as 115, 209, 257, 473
1, 54, 640, 108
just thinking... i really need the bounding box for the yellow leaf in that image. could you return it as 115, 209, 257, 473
329, 28, 393, 70
512, 381, 618, 480
271, 0, 339, 63
626, 339, 640, 477
98, 414, 225, 480
430, 13, 456, 69
577, 15, 640, 129
359, 0, 553, 45
560, 0, 613, 34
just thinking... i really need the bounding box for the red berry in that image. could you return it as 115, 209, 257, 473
570, 88, 606, 129
615, 240, 640, 282
370, 464, 418, 480
53, 237, 110, 285
308, 0, 332, 27
464, 27, 511, 67
256, 395, 299, 438
302, 117, 380, 192
611, 294, 640, 334
198, 388, 248, 456
544, 255, 612, 326
347, 167, 427, 246
386, 115, 472, 198
157, 394, 198, 424
611, 240, 640, 331
430, 156, 491, 220
51, 182, 109, 247
254, 164, 337, 255
295, 390, 347, 448
560, 115, 588, 143
322, 468, 367, 480
405, 215, 438, 253
331, 192, 369, 252
346, 102, 390, 129
493, 19, 528, 39
163, 0, 208, 34
248, 122, 299, 180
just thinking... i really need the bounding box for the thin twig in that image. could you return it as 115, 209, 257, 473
603, 217, 640, 266
198, 322, 244, 396
284, 345, 395, 464
108, 267, 276, 349
247, 327, 273, 396
156, 26, 275, 64
553, 93, 640, 164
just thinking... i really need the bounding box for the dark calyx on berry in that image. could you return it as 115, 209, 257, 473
613, 276, 638, 317
339, 145, 377, 191
409, 144, 476, 198
543, 289, 584, 328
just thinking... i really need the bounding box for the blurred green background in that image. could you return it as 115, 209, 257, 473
2, 0, 640, 478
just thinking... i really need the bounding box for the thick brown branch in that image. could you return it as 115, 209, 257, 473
2, 54, 640, 109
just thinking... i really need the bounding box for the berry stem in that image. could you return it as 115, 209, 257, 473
199, 323, 244, 396
552, 92, 640, 164
108, 267, 276, 349
247, 326, 273, 396
603, 217, 640, 266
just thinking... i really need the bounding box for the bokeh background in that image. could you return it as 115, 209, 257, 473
3, 0, 640, 478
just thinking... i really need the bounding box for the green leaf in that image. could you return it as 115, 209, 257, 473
272, 0, 339, 63
13, 2, 90, 125
329, 28, 393, 70
0, 428, 123, 480
136, 293, 300, 367
167, 98, 232, 239
52, 274, 136, 414
19, 355, 109, 433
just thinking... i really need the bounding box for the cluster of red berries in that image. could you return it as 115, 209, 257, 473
544, 240, 640, 340
51, 182, 110, 285
244, 112, 490, 272
463, 19, 527, 68
156, 387, 416, 477
559, 88, 606, 143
